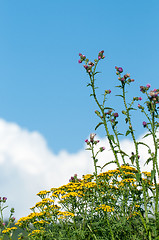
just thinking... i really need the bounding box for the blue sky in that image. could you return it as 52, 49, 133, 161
0, 1, 159, 219
0, 0, 158, 154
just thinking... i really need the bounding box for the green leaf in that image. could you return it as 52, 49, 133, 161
101, 161, 116, 170
119, 150, 129, 157
117, 132, 124, 136
135, 172, 141, 182
94, 71, 101, 75
108, 135, 115, 144
144, 157, 153, 166
151, 170, 155, 183
95, 122, 103, 130
125, 130, 131, 136
127, 107, 137, 111
142, 133, 151, 139
130, 155, 135, 164
104, 107, 115, 110
137, 142, 151, 150
138, 211, 148, 234
115, 94, 124, 98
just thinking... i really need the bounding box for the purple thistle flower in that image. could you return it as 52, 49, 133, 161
113, 112, 119, 117
143, 121, 147, 127
85, 139, 88, 143
118, 67, 123, 73
146, 84, 151, 88
138, 97, 142, 100
2, 197, 7, 202
79, 53, 82, 56
98, 56, 101, 60
83, 65, 88, 69
78, 59, 82, 63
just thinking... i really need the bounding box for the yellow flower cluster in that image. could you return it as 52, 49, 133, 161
61, 191, 82, 199
37, 190, 50, 196
35, 198, 54, 207
33, 220, 49, 225
16, 212, 43, 227
120, 165, 138, 172
2, 227, 17, 234
16, 164, 157, 238
142, 171, 151, 177
57, 211, 75, 219
96, 204, 114, 212
28, 229, 44, 237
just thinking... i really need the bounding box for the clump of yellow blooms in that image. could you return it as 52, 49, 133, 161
96, 204, 114, 212
57, 211, 75, 219
2, 227, 17, 234
15, 165, 157, 239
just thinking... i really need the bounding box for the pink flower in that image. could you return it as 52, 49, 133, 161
78, 59, 82, 63
143, 121, 147, 127
83, 65, 88, 69
85, 139, 88, 143
146, 84, 151, 88
113, 112, 119, 117
138, 97, 142, 100
79, 53, 82, 56
118, 67, 123, 73
98, 56, 101, 60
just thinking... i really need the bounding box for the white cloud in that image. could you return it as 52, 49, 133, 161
0, 118, 158, 220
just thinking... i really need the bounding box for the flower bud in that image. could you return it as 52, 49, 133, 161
143, 121, 147, 127
90, 133, 96, 142
100, 147, 105, 152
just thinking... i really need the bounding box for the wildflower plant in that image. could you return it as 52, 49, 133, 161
0, 197, 17, 239
78, 50, 159, 239
16, 51, 159, 239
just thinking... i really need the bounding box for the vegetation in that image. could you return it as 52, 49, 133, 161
0, 51, 159, 239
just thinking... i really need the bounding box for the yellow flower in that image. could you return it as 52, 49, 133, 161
96, 204, 114, 212
2, 227, 17, 234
